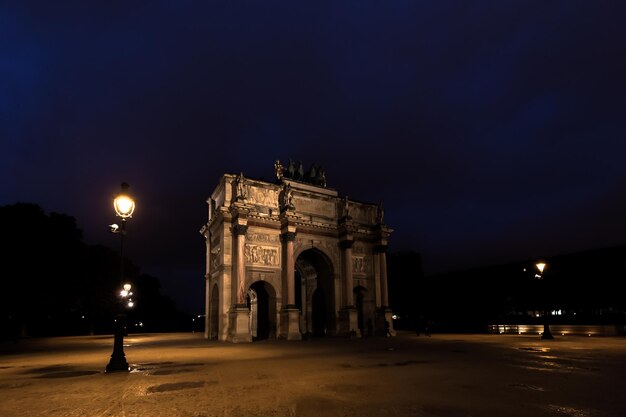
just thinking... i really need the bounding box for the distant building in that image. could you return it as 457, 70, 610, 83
200, 166, 393, 342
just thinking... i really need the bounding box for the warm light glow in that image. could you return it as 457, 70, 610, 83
114, 194, 135, 218
124, 283, 132, 292
127, 300, 134, 308
536, 262, 546, 273
120, 290, 129, 297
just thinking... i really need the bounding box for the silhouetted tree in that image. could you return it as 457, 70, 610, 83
1, 203, 85, 337
0, 203, 189, 339
128, 274, 188, 332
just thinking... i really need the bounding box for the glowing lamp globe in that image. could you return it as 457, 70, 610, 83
114, 183, 135, 219
536, 262, 546, 274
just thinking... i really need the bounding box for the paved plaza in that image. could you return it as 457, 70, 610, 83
1, 332, 625, 417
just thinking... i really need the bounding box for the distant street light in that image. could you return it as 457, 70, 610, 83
106, 183, 136, 373
535, 261, 554, 340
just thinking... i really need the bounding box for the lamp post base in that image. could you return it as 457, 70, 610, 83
106, 314, 130, 372
106, 354, 129, 372
541, 324, 554, 340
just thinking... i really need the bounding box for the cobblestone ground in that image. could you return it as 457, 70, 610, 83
1, 332, 625, 417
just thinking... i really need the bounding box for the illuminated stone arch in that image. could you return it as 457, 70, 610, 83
201, 169, 394, 342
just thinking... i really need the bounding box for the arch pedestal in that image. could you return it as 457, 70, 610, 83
227, 306, 252, 343
279, 308, 302, 340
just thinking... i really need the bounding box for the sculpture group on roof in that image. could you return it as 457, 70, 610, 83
274, 159, 327, 187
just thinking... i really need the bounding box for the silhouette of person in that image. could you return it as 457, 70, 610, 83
384, 319, 392, 337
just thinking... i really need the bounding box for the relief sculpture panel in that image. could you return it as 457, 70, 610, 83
246, 185, 279, 209
244, 244, 280, 267
352, 255, 369, 274
211, 247, 221, 270
247, 232, 280, 244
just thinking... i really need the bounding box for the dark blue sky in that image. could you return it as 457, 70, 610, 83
2, 2, 626, 313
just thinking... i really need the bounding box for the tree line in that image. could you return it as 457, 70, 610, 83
0, 203, 189, 340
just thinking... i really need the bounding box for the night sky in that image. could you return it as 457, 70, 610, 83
2, 2, 626, 314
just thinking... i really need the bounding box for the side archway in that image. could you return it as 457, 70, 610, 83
247, 281, 277, 340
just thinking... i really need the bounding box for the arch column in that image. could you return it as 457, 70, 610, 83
279, 217, 302, 340
379, 249, 389, 308
201, 224, 211, 339
375, 244, 395, 336
338, 239, 359, 337
227, 221, 252, 343
204, 274, 210, 338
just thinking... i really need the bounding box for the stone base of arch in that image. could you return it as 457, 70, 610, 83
338, 306, 360, 337
279, 306, 302, 340
227, 306, 252, 343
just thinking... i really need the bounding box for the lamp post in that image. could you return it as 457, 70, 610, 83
106, 182, 136, 372
535, 261, 554, 340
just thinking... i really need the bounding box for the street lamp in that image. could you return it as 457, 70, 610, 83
106, 182, 136, 373
535, 261, 554, 340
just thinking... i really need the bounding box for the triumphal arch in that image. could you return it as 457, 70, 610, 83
200, 161, 394, 342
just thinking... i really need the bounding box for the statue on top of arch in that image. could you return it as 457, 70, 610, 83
280, 183, 295, 212
233, 172, 247, 202
274, 159, 327, 188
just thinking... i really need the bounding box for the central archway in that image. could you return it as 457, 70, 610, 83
295, 248, 336, 337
